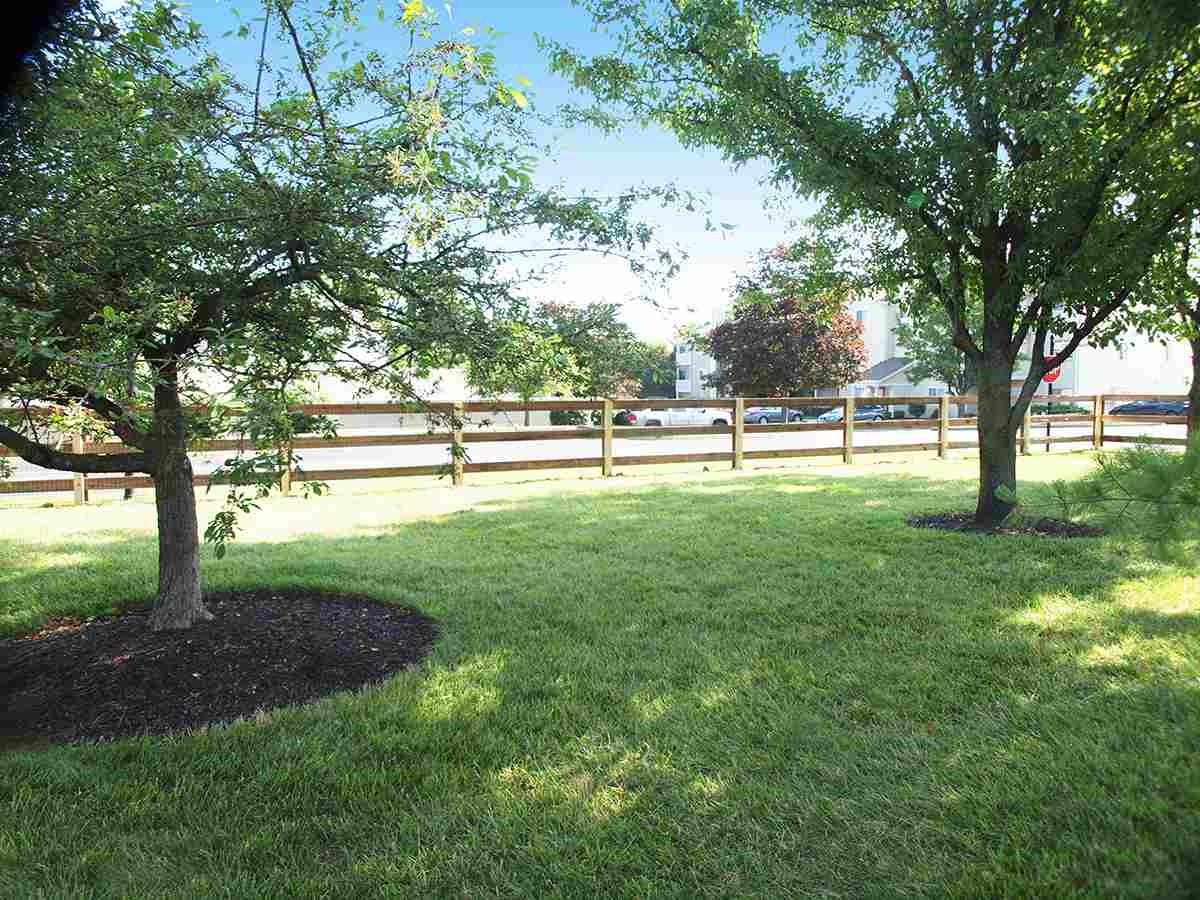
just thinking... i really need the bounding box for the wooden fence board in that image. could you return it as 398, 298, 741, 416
743, 447, 844, 461
856, 419, 941, 430
1103, 435, 1188, 446
744, 422, 843, 434
1104, 415, 1187, 425
1028, 435, 1094, 445
467, 458, 601, 473
854, 443, 942, 455
614, 451, 733, 466
0, 478, 74, 494
467, 428, 602, 443
1027, 414, 1094, 424
299, 465, 447, 481
636, 425, 733, 437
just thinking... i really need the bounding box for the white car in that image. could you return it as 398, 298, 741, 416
641, 407, 732, 427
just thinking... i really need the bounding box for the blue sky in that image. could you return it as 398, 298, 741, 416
125, 1, 818, 343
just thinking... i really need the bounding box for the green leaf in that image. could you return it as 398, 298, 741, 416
401, 0, 426, 23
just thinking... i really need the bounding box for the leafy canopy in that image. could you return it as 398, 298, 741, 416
548, 0, 1200, 520
535, 301, 660, 399
704, 246, 866, 396
466, 322, 581, 403
0, 0, 671, 546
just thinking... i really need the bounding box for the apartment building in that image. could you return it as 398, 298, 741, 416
673, 341, 720, 399
845, 296, 1193, 400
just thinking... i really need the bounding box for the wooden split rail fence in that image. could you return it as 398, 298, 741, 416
1, 393, 1190, 501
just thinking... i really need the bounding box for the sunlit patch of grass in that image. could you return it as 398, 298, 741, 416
772, 483, 825, 493
1, 454, 1198, 897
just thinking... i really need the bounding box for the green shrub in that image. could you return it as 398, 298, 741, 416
1032, 402, 1089, 415
550, 409, 586, 426
550, 409, 606, 426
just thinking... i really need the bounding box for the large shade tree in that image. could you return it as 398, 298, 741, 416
535, 301, 656, 398
0, 0, 665, 629
704, 244, 866, 396
466, 322, 581, 425
551, 0, 1200, 523
705, 301, 866, 397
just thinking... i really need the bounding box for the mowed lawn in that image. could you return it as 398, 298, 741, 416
1, 455, 1198, 898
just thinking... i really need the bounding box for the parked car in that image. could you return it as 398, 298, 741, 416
641, 407, 732, 427
743, 406, 805, 424
816, 404, 888, 423
1109, 400, 1190, 416
613, 409, 639, 426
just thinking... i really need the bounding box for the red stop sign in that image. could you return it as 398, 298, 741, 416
1042, 357, 1061, 383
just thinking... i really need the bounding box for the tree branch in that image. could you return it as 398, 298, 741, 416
276, 2, 331, 150
54, 384, 153, 451
0, 423, 152, 474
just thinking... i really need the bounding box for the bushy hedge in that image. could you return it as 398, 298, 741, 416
1032, 402, 1089, 415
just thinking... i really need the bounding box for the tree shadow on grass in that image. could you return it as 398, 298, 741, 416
1, 470, 1198, 897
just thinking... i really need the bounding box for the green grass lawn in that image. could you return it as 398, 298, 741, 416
2, 454, 1198, 898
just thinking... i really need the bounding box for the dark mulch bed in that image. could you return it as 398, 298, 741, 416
0, 589, 439, 745
907, 511, 1105, 538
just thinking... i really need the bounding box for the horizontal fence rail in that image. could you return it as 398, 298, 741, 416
0, 393, 1191, 498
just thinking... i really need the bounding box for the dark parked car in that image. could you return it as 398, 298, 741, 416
816, 404, 888, 423
613, 409, 639, 426
1109, 400, 1190, 416
743, 406, 805, 424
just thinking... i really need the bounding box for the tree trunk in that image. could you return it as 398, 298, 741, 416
147, 366, 211, 631
1189, 336, 1200, 440
149, 448, 211, 630
524, 408, 531, 427
123, 351, 136, 501
974, 353, 1020, 526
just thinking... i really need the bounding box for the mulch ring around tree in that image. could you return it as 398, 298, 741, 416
907, 511, 1105, 539
0, 589, 439, 746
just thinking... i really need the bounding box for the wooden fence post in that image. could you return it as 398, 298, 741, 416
1093, 394, 1104, 450
843, 395, 855, 464
279, 443, 292, 496
72, 432, 87, 505
938, 395, 949, 459
601, 399, 614, 477
1020, 403, 1032, 456
732, 397, 745, 470
451, 402, 464, 487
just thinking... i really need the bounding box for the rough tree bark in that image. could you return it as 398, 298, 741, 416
973, 350, 1021, 525
150, 448, 209, 630
1189, 336, 1199, 440
147, 365, 211, 631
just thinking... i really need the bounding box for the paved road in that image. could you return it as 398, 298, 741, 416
4, 420, 1186, 490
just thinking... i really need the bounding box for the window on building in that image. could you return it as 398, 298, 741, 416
677, 366, 691, 382
855, 310, 865, 323
928, 387, 946, 396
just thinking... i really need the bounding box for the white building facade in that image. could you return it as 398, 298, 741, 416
674, 342, 720, 399
845, 296, 1194, 402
